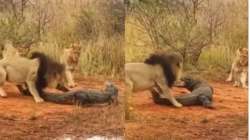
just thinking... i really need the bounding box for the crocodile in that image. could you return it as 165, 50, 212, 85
151, 76, 214, 108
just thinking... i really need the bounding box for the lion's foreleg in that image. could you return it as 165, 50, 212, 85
26, 81, 44, 103
26, 70, 44, 103
64, 70, 76, 88
155, 80, 182, 108
226, 63, 235, 82
240, 71, 248, 88
226, 70, 233, 82
233, 70, 241, 87
0, 67, 7, 97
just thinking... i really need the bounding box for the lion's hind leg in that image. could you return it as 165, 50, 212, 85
0, 67, 7, 97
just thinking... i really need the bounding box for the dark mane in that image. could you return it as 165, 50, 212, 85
30, 52, 65, 96
144, 53, 179, 87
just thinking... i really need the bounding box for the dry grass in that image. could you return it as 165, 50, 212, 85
28, 39, 124, 79
79, 36, 124, 78
198, 46, 234, 70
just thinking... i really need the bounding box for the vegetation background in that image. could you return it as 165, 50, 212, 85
125, 0, 247, 80
0, 0, 125, 79
0, 0, 247, 80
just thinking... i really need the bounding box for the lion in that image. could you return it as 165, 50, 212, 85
36, 42, 80, 88
0, 42, 67, 102
226, 47, 248, 88
125, 52, 184, 109
0, 42, 44, 102
60, 43, 81, 88
0, 41, 119, 106
6, 42, 79, 89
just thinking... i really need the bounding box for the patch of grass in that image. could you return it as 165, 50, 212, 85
27, 38, 124, 79
79, 36, 124, 78
198, 46, 234, 71
65, 105, 83, 127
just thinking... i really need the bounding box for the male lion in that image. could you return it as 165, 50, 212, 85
125, 52, 183, 108
226, 47, 248, 88
0, 42, 67, 103
9, 42, 79, 89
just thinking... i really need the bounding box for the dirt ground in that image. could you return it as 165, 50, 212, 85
0, 78, 247, 140
125, 81, 248, 140
0, 77, 124, 140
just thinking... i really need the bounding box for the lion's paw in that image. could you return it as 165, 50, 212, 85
174, 103, 183, 108
233, 83, 240, 87
242, 85, 248, 89
35, 98, 44, 103
68, 83, 77, 88
0, 90, 7, 97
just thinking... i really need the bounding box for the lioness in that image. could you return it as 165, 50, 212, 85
226, 48, 248, 88
60, 44, 81, 88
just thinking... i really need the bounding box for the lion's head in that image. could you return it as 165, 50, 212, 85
236, 47, 248, 66
144, 52, 183, 87
63, 43, 81, 70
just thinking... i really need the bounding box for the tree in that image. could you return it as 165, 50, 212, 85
130, 0, 225, 65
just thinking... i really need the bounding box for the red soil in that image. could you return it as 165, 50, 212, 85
125, 81, 248, 140
0, 77, 124, 140
0, 78, 247, 140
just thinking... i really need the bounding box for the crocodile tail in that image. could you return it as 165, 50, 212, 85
41, 91, 75, 104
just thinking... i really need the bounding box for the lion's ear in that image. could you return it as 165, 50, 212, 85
238, 47, 247, 53
236, 48, 241, 56
177, 62, 182, 68
239, 48, 243, 51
